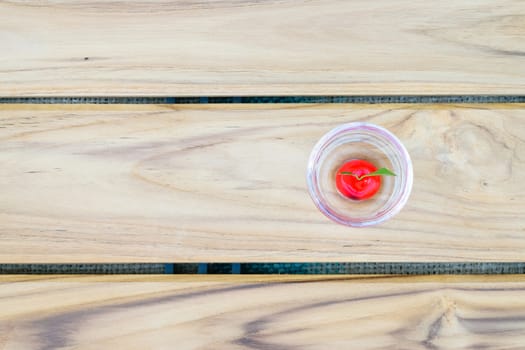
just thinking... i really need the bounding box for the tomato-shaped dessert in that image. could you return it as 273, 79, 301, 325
336, 159, 381, 200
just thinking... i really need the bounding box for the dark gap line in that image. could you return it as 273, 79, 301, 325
198, 263, 208, 274
232, 263, 241, 274
1, 263, 524, 275
0, 95, 525, 104
164, 263, 175, 274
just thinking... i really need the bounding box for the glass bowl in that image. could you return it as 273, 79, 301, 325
306, 122, 413, 227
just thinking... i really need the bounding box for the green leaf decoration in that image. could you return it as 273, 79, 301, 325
340, 168, 396, 181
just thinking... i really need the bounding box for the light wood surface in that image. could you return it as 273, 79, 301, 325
1, 104, 524, 263
1, 275, 525, 349
1, 0, 525, 96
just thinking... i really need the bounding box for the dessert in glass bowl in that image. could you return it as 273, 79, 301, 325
307, 122, 413, 227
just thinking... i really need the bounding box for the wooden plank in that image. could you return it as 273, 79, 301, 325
1, 104, 525, 263
2, 275, 525, 349
1, 0, 525, 96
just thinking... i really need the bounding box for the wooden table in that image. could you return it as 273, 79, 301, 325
2, 104, 525, 263
1, 1, 525, 348
2, 275, 525, 349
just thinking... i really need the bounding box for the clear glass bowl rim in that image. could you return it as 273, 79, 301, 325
306, 122, 413, 227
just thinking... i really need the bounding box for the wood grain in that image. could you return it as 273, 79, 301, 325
2, 275, 525, 349
1, 104, 524, 263
1, 0, 525, 96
